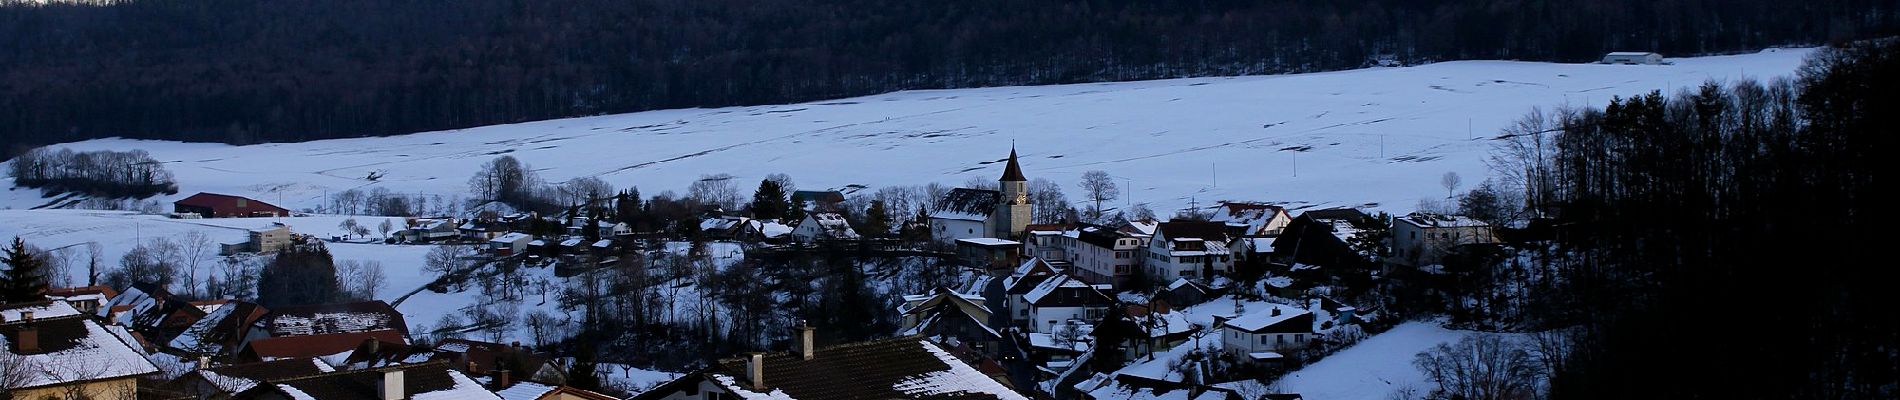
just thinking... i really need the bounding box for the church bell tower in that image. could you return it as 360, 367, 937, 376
997, 147, 1032, 239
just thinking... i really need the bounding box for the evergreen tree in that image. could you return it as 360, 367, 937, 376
751, 179, 789, 221
863, 200, 892, 239
1, 237, 49, 303
785, 199, 807, 225
256, 245, 344, 308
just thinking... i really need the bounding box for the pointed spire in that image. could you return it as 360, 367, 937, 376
1000, 146, 1027, 182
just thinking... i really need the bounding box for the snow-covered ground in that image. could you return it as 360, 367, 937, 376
1273, 321, 1476, 399
3, 49, 1812, 216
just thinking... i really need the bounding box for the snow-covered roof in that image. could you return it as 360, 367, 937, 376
592, 239, 614, 248
1, 300, 82, 321
1396, 213, 1490, 229
1, 314, 162, 390
559, 237, 585, 247
1607, 51, 1660, 56
696, 337, 1028, 400
799, 212, 859, 239
956, 237, 1020, 247
257, 301, 406, 337
491, 232, 533, 243
1223, 303, 1313, 334
495, 381, 559, 400
1024, 275, 1096, 306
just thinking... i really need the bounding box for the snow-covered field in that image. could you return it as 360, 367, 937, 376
1273, 321, 1477, 399
3, 48, 1812, 216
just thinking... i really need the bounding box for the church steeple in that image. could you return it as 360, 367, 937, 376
999, 147, 1027, 182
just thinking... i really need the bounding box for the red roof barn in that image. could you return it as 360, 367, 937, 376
174, 192, 288, 218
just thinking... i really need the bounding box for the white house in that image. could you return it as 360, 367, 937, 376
793, 212, 859, 241
1143, 221, 1233, 282
1024, 274, 1114, 333
1210, 202, 1292, 236
1002, 258, 1062, 326
1388, 212, 1499, 268
1220, 303, 1316, 364
1067, 223, 1144, 286
1602, 52, 1664, 65
489, 232, 533, 257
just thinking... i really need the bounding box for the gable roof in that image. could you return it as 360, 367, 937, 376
1395, 212, 1490, 228
1074, 223, 1126, 249
168, 301, 266, 355
1210, 202, 1289, 235
1, 311, 161, 390
175, 357, 337, 394
255, 300, 408, 337
1297, 208, 1371, 224
1155, 221, 1229, 243
495, 380, 619, 400
935, 188, 1001, 221
696, 336, 1027, 400
1025, 275, 1114, 307
800, 212, 860, 239
1223, 304, 1315, 334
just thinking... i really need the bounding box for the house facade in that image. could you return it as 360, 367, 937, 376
1024, 275, 1115, 333
1143, 221, 1232, 282
1067, 224, 1144, 286
793, 212, 859, 241
1219, 304, 1316, 364
1388, 213, 1499, 268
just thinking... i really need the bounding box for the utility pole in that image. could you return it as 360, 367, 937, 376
1380, 135, 1386, 159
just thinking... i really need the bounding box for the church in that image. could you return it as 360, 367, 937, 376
930, 148, 1033, 242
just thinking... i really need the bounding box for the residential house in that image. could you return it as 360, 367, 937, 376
957, 238, 1021, 273
1067, 223, 1144, 286
240, 301, 408, 362
490, 232, 534, 257
1273, 208, 1375, 268
630, 328, 1026, 400
247, 223, 294, 254
2, 301, 160, 400
1023, 223, 1073, 261
1159, 278, 1223, 308
181, 360, 500, 399
1024, 274, 1115, 333
1143, 221, 1232, 282
930, 148, 1033, 242
734, 219, 794, 244
174, 192, 289, 218
430, 338, 567, 385
494, 380, 619, 400
460, 215, 512, 241
897, 288, 1002, 355
1388, 213, 1499, 268
164, 357, 336, 399
792, 212, 859, 241
167, 301, 268, 358
1098, 300, 1199, 362
1218, 303, 1316, 365
1209, 202, 1292, 237
1000, 258, 1062, 326
404, 218, 461, 242
98, 282, 201, 344
699, 216, 751, 239
45, 285, 117, 315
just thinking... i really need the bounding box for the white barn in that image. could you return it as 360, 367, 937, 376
1602, 52, 1664, 65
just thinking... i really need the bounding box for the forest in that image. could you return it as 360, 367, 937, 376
3, 0, 1895, 155
1484, 39, 1893, 398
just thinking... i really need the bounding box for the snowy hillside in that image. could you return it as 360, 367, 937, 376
2, 48, 1812, 215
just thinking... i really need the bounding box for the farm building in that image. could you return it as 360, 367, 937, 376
1602, 52, 1664, 65
174, 192, 289, 218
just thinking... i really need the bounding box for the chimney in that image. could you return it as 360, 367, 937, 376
380, 369, 405, 400
366, 339, 381, 354
19, 311, 31, 321
467, 361, 480, 373
746, 352, 766, 391
1271, 307, 1282, 317
18, 324, 38, 353
796, 321, 815, 361
496, 369, 512, 389
197, 355, 211, 370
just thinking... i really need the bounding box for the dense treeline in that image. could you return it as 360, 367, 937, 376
3, 0, 1894, 155
1497, 40, 1894, 398
5, 147, 178, 199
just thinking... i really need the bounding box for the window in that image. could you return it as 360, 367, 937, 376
1277, 335, 1286, 344
1295, 334, 1305, 343
1260, 335, 1269, 345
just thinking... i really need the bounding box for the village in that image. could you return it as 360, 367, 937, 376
4, 147, 1515, 400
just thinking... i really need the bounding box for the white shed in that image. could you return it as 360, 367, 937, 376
1602, 52, 1664, 65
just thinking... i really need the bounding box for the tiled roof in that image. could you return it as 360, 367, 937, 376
935, 188, 1001, 221
1, 313, 160, 390
267, 361, 501, 400
256, 300, 407, 337
246, 330, 407, 360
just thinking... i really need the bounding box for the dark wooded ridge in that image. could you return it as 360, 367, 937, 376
2, 0, 1895, 154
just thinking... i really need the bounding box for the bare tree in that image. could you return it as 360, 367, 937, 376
562, 176, 615, 207
961, 176, 997, 191
338, 260, 388, 300
378, 219, 396, 239
766, 173, 797, 195
84, 241, 103, 286
1441, 172, 1463, 199
1413, 335, 1544, 400
1028, 178, 1071, 224
687, 173, 742, 210
523, 310, 559, 348
1078, 170, 1119, 222
178, 231, 213, 298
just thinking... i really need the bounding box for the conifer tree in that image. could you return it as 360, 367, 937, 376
2, 237, 49, 303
